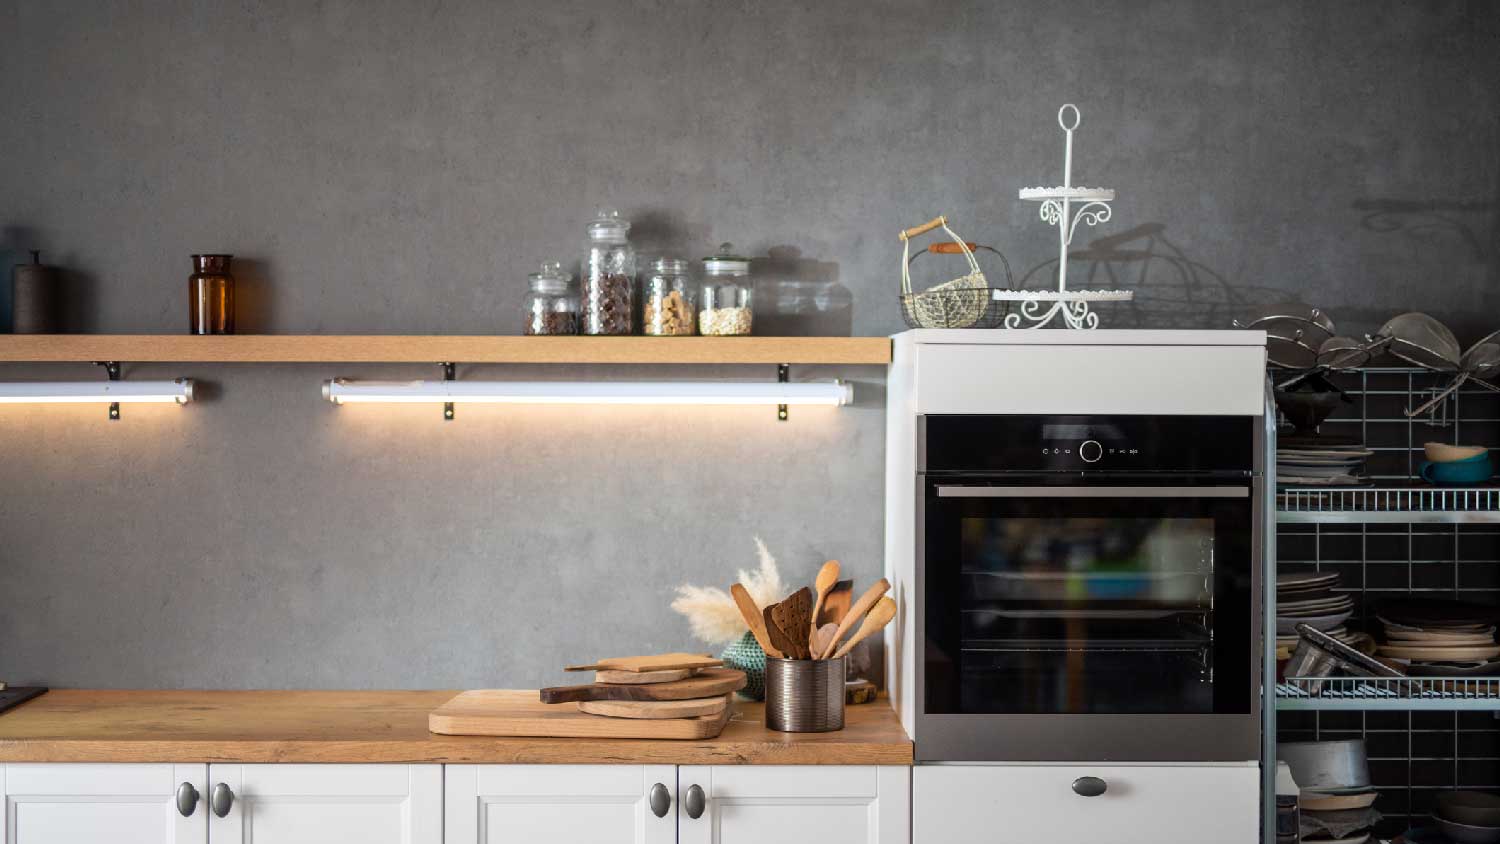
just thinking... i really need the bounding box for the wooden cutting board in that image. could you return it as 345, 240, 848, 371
540, 668, 746, 704
428, 690, 734, 740
577, 695, 728, 720
595, 668, 696, 684
564, 653, 723, 673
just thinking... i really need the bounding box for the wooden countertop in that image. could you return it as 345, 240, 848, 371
0, 690, 912, 766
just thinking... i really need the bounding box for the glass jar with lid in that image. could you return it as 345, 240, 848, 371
522, 260, 578, 335
642, 257, 696, 336
699, 243, 752, 335
581, 207, 635, 335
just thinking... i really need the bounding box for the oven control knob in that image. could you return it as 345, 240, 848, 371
1079, 440, 1103, 463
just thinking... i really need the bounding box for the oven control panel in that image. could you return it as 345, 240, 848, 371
923, 414, 1257, 473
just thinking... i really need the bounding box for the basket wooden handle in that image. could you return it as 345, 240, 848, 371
927, 241, 980, 254
899, 216, 946, 241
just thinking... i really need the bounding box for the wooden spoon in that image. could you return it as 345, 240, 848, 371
831, 597, 896, 659
808, 560, 841, 641
730, 583, 784, 659
809, 623, 838, 660
819, 578, 890, 659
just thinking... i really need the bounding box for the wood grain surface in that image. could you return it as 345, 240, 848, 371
0, 690, 912, 765
432, 690, 733, 739
0, 335, 893, 365
541, 668, 745, 704
575, 695, 729, 720
564, 654, 723, 673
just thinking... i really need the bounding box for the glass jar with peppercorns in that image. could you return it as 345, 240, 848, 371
522, 260, 577, 335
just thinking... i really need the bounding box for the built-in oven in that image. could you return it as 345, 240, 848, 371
916, 413, 1263, 762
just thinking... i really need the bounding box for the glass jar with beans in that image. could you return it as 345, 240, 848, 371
699, 243, 753, 336
581, 207, 636, 335
522, 260, 578, 335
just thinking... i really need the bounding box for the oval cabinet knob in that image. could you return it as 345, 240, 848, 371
1072, 776, 1108, 797
211, 782, 235, 818
648, 782, 671, 818
175, 782, 200, 817
685, 783, 706, 820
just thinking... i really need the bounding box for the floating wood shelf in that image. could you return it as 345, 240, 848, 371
0, 335, 892, 365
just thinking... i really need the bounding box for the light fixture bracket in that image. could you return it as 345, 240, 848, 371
96, 361, 121, 420
442, 362, 456, 421
777, 364, 789, 421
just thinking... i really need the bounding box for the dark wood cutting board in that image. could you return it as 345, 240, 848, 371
540, 668, 746, 704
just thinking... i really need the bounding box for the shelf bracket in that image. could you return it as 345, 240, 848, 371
441, 362, 456, 421
96, 361, 121, 420
777, 364, 789, 422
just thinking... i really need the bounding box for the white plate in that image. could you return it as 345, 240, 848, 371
1278, 610, 1354, 635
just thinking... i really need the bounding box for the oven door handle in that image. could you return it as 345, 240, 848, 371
935, 485, 1249, 499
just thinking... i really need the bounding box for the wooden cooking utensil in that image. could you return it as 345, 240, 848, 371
809, 623, 838, 661
564, 653, 722, 673
832, 597, 897, 659
808, 560, 841, 640
769, 587, 814, 659
730, 583, 784, 659
595, 668, 696, 685
763, 604, 804, 660
577, 694, 729, 720
817, 580, 853, 627
540, 668, 746, 704
820, 578, 890, 659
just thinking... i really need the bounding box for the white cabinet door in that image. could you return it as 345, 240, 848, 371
444, 764, 675, 844
914, 763, 1259, 844
206, 764, 440, 844
677, 765, 910, 844
3, 763, 206, 844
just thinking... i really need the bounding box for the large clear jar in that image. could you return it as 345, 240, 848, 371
699, 243, 752, 335
522, 260, 577, 335
581, 208, 635, 335
642, 257, 696, 336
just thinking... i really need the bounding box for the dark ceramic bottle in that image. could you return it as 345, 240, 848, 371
188, 254, 234, 335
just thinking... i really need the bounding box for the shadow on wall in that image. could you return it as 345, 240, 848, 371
752, 246, 851, 337
1013, 222, 1294, 329
232, 256, 277, 334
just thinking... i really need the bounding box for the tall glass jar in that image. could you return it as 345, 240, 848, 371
699, 243, 752, 335
189, 254, 235, 335
522, 260, 578, 335
581, 208, 635, 335
642, 257, 696, 336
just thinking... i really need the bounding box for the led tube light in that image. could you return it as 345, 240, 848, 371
322, 379, 852, 406
0, 380, 194, 404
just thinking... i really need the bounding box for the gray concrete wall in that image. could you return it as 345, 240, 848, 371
1, 0, 1496, 689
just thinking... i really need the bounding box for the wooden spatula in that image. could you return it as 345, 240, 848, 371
730, 583, 784, 658
763, 604, 804, 660
817, 580, 853, 627
769, 587, 813, 659
819, 578, 890, 659
831, 597, 896, 659
809, 560, 841, 641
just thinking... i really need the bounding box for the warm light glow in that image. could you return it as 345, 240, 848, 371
322, 379, 852, 406
0, 380, 195, 404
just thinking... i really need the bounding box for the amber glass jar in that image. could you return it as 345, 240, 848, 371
188, 254, 235, 335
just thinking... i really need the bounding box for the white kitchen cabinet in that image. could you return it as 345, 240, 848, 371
914, 763, 1258, 844
445, 764, 676, 844
678, 765, 910, 844
2, 763, 206, 844
206, 764, 441, 844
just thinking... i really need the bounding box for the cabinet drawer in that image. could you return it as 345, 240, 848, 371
914, 763, 1258, 844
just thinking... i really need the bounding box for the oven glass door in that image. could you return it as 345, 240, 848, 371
923, 480, 1255, 717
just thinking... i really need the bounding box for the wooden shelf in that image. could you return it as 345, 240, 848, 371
0, 335, 891, 365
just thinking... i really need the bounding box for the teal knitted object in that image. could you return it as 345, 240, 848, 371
720, 631, 767, 700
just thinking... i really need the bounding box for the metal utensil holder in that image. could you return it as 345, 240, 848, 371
765, 656, 846, 732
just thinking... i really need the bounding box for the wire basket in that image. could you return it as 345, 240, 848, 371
898, 216, 1011, 329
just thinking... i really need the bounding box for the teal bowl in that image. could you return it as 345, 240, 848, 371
1420, 457, 1493, 485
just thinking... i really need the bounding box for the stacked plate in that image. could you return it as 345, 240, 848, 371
1277, 436, 1374, 487
1376, 598, 1500, 675
1278, 571, 1355, 637
1435, 791, 1500, 844
1279, 739, 1381, 844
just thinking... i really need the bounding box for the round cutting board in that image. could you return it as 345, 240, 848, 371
578, 695, 729, 720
